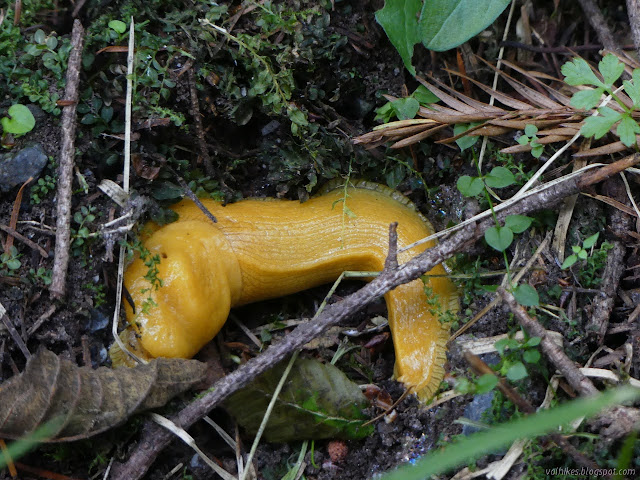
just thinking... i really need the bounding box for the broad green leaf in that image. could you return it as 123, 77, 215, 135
524, 124, 538, 136
581, 106, 622, 139
623, 69, 640, 107
375, 0, 422, 75
570, 87, 604, 110
1, 104, 36, 135
412, 85, 440, 105
108, 20, 127, 34
578, 249, 588, 260
287, 107, 309, 126
506, 362, 528, 381
616, 115, 640, 147
456, 175, 484, 197
386, 164, 406, 189
599, 54, 625, 87
225, 358, 373, 442
517, 135, 530, 146
454, 123, 480, 151
392, 97, 420, 120
561, 253, 578, 269
484, 166, 516, 188
418, 0, 511, 52
476, 374, 498, 394
485, 226, 513, 252
512, 284, 539, 307
504, 215, 532, 234
523, 349, 541, 364
561, 57, 604, 88
380, 386, 640, 480
583, 232, 599, 249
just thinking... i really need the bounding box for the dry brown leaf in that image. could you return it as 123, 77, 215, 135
0, 349, 208, 442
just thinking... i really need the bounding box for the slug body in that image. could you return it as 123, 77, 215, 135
122, 182, 458, 400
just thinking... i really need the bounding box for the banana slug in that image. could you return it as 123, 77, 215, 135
115, 181, 458, 401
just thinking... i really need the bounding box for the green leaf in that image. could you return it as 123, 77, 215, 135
581, 106, 622, 139
475, 374, 498, 394
108, 20, 127, 34
623, 69, 640, 107
523, 336, 541, 348
517, 135, 530, 146
561, 253, 578, 269
570, 87, 605, 110
506, 362, 528, 381
456, 176, 484, 197
616, 115, 640, 147
1, 104, 36, 135
524, 124, 538, 136
561, 57, 604, 88
412, 85, 439, 105
512, 284, 539, 307
287, 107, 309, 126
375, 0, 422, 75
391, 97, 420, 120
494, 338, 519, 356
578, 249, 588, 260
418, 0, 511, 52
599, 54, 625, 87
523, 349, 541, 364
485, 226, 513, 252
453, 123, 480, 151
225, 358, 373, 442
583, 232, 599, 249
531, 144, 544, 158
484, 166, 516, 188
34, 29, 46, 45
380, 386, 640, 480
504, 215, 532, 234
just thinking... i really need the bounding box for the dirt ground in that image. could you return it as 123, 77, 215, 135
1, 0, 639, 479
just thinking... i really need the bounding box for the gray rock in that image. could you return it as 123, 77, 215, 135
0, 143, 48, 193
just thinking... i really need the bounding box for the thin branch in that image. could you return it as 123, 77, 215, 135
49, 20, 85, 298
111, 157, 639, 480
626, 0, 640, 58
577, 0, 618, 51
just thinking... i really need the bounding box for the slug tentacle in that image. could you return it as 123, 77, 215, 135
117, 183, 458, 401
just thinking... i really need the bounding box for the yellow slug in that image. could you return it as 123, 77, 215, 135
115, 181, 458, 400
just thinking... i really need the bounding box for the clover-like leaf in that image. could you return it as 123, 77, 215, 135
504, 215, 533, 234
524, 124, 538, 136
1, 104, 36, 135
512, 284, 539, 307
457, 175, 484, 197
485, 225, 513, 252
561, 57, 604, 87
599, 54, 625, 87
454, 123, 480, 151
506, 361, 528, 381
392, 97, 420, 120
616, 115, 640, 147
484, 166, 516, 188
580, 106, 622, 140
570, 87, 604, 110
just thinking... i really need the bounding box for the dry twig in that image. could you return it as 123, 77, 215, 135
577, 0, 618, 52
112, 155, 639, 480
50, 20, 85, 298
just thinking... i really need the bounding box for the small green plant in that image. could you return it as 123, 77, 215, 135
454, 373, 499, 395
126, 239, 163, 314
28, 267, 52, 286
517, 124, 544, 158
562, 53, 640, 147
0, 246, 22, 272
30, 174, 56, 204
561, 232, 599, 269
457, 163, 539, 306
72, 205, 97, 251
375, 85, 439, 122
84, 282, 107, 307
1, 104, 36, 136
494, 334, 542, 382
